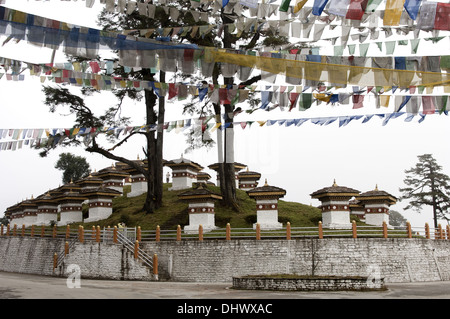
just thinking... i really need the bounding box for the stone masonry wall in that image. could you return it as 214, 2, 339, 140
0, 237, 151, 281
143, 238, 450, 283
0, 237, 449, 283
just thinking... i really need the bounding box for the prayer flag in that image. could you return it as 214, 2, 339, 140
404, 0, 422, 20
383, 0, 406, 26
312, 0, 329, 16
434, 3, 450, 31
346, 0, 368, 20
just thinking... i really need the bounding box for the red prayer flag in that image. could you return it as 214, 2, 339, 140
89, 61, 101, 73
345, 0, 368, 20
352, 95, 364, 109
184, 49, 194, 61
434, 3, 450, 31
288, 93, 300, 111
219, 88, 230, 104
168, 83, 177, 100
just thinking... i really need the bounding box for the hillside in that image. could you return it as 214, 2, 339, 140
80, 184, 324, 230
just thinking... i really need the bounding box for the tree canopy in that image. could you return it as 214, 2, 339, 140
399, 154, 450, 228
55, 152, 91, 184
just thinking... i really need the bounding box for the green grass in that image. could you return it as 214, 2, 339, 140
78, 183, 324, 231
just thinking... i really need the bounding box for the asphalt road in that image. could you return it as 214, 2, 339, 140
1, 271, 449, 300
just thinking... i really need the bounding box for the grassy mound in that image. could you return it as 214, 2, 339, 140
79, 184, 323, 230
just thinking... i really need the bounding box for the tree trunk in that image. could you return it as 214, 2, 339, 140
143, 87, 157, 214
220, 15, 239, 211
430, 165, 438, 229
155, 71, 166, 209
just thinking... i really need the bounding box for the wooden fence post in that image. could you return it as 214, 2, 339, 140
318, 221, 323, 239
66, 225, 70, 240
406, 221, 412, 239
156, 225, 160, 242
13, 224, 17, 236
21, 225, 25, 237
137, 226, 142, 242
176, 225, 181, 241
79, 226, 84, 243
53, 253, 58, 270
425, 223, 430, 239
352, 220, 357, 239
447, 225, 450, 240
41, 225, 45, 238
113, 226, 118, 243
438, 224, 444, 240
382, 221, 388, 239
198, 225, 203, 241
0, 224, 3, 236
256, 223, 261, 240
226, 223, 231, 240
6, 224, 10, 236
286, 222, 291, 240
134, 240, 139, 259
31, 225, 35, 237
96, 226, 101, 242
65, 241, 69, 256
153, 254, 158, 280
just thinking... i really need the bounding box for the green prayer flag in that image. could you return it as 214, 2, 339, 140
365, 0, 382, 12
279, 0, 291, 12
299, 93, 312, 111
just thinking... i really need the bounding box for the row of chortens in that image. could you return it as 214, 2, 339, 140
4, 153, 397, 232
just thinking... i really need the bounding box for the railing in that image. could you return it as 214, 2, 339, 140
1, 221, 449, 242
115, 230, 154, 270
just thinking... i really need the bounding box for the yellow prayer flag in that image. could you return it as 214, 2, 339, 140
380, 95, 391, 107
293, 0, 308, 13
383, 0, 405, 26
210, 123, 222, 132
313, 93, 332, 103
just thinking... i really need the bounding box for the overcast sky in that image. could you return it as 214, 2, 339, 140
0, 0, 449, 230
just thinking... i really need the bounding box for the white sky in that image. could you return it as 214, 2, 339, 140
0, 0, 450, 229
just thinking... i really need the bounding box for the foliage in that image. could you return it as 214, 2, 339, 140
399, 154, 450, 227
55, 152, 90, 184
389, 210, 407, 227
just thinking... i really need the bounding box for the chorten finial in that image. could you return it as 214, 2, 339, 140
264, 178, 268, 186
332, 179, 337, 187
375, 184, 379, 191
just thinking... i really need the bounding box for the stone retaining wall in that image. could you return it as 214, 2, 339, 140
0, 237, 449, 283
232, 276, 385, 291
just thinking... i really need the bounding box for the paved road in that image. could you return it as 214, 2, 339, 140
0, 271, 449, 300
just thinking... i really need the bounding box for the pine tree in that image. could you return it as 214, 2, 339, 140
399, 154, 450, 228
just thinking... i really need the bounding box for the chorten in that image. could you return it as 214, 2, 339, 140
95, 164, 129, 194
310, 180, 360, 229
238, 167, 261, 191
82, 185, 122, 223
178, 184, 222, 234
35, 192, 58, 226
20, 197, 38, 227
166, 154, 204, 191
121, 156, 148, 197
54, 191, 87, 226
247, 179, 286, 230
208, 162, 246, 188
355, 185, 397, 227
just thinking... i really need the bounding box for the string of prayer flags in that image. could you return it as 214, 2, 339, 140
1, 108, 449, 152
